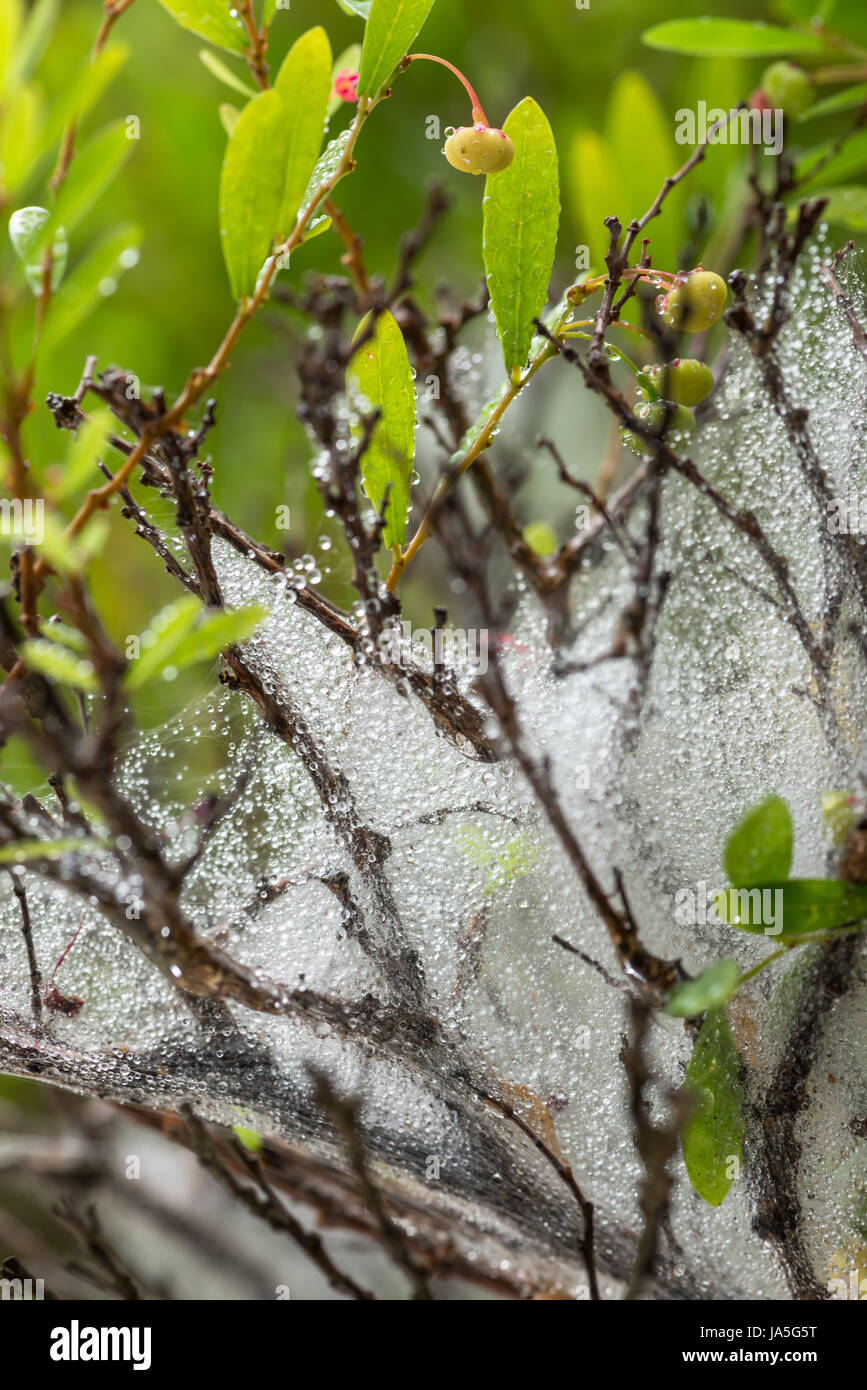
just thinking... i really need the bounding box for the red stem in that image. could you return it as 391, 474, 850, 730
407, 53, 489, 125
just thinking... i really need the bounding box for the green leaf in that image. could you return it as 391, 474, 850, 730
681, 1008, 743, 1207
274, 27, 332, 234
165, 604, 267, 673
724, 794, 792, 887
6, 0, 59, 90
337, 0, 372, 17
157, 0, 247, 53
9, 206, 67, 294
0, 0, 23, 92
604, 71, 683, 272
802, 185, 867, 230
357, 0, 436, 100
797, 82, 867, 121
50, 122, 133, 239
198, 47, 256, 98
123, 596, 202, 692
19, 639, 99, 693
0, 82, 43, 192
348, 310, 416, 548
124, 598, 267, 691
483, 97, 560, 376
55, 408, 112, 500
41, 224, 142, 354
219, 88, 287, 299
0, 837, 107, 864
219, 102, 240, 138
718, 879, 867, 937
569, 128, 621, 267
39, 621, 88, 653
642, 19, 827, 57
40, 41, 128, 154
232, 1125, 263, 1151
329, 43, 362, 118
796, 128, 867, 188
666, 959, 740, 1018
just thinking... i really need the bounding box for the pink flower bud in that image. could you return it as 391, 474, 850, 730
333, 70, 359, 104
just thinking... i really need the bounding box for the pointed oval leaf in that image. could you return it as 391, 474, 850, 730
7, 0, 59, 90
348, 310, 416, 549
39, 41, 128, 154
666, 959, 740, 1018
357, 0, 436, 100
41, 224, 142, 354
337, 0, 372, 17
19, 639, 99, 693
124, 596, 202, 691
569, 128, 619, 268
199, 47, 256, 98
642, 19, 827, 57
51, 122, 133, 239
803, 186, 867, 231
796, 128, 867, 189
274, 27, 332, 234
718, 878, 867, 937
681, 1007, 743, 1207
484, 97, 560, 376
165, 604, 268, 673
797, 82, 867, 121
219, 88, 287, 300
157, 0, 247, 53
605, 72, 683, 272
724, 794, 792, 887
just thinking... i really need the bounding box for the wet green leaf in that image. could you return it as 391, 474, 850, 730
9, 206, 67, 294
157, 0, 247, 53
718, 878, 867, 937
274, 27, 332, 235
483, 97, 560, 376
724, 794, 792, 887
357, 0, 436, 100
666, 959, 740, 1017
681, 1007, 743, 1207
219, 88, 286, 299
348, 310, 416, 548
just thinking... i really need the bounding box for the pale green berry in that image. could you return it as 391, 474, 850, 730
657, 271, 728, 333
761, 62, 814, 119
620, 400, 696, 457
443, 124, 514, 175
646, 358, 713, 406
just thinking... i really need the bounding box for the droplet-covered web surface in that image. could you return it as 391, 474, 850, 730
2, 242, 866, 1298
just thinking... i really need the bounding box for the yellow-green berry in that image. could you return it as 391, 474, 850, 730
761, 62, 814, 119
646, 358, 714, 406
657, 270, 728, 333
443, 124, 514, 175
620, 401, 696, 457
